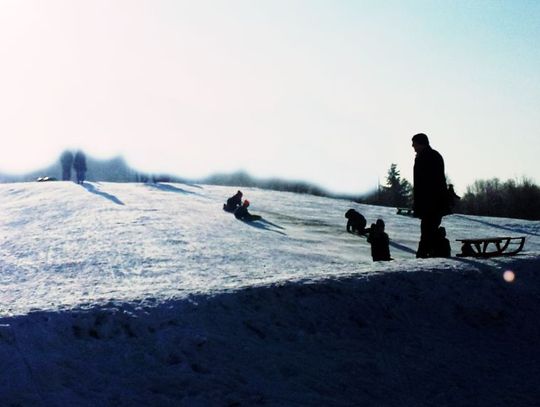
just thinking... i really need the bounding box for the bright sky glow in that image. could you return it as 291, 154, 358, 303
0, 0, 538, 194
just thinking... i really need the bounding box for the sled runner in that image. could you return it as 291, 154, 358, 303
396, 207, 413, 216
456, 236, 525, 258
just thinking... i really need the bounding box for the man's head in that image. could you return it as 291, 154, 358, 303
412, 133, 429, 153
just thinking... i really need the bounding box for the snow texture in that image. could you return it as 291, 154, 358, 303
1, 181, 539, 406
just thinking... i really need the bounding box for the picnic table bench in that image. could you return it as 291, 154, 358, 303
456, 236, 525, 258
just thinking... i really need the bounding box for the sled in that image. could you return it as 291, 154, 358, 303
396, 207, 413, 216
456, 236, 525, 258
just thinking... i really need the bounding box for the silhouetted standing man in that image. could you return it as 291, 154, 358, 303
60, 150, 73, 181
412, 133, 448, 258
73, 150, 87, 184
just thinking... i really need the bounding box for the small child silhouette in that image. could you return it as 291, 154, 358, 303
432, 226, 451, 257
367, 219, 392, 262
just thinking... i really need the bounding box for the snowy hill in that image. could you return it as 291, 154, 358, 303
1, 182, 539, 406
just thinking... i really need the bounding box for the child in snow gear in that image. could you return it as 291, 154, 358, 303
234, 200, 262, 222
345, 209, 368, 235
367, 219, 392, 262
432, 226, 451, 257
460, 242, 475, 257
223, 190, 243, 212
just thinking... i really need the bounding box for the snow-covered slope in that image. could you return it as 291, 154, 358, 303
1, 182, 539, 406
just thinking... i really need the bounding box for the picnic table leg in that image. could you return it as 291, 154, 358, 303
498, 239, 510, 254
474, 243, 482, 255
515, 237, 525, 253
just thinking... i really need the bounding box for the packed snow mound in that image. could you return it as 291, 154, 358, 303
1, 181, 540, 406
2, 264, 540, 406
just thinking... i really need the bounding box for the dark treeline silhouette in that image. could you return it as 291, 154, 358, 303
203, 171, 330, 197
458, 177, 540, 221
359, 164, 540, 221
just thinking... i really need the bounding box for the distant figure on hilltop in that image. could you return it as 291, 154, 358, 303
73, 150, 87, 184
60, 150, 74, 181
345, 209, 368, 235
367, 219, 392, 261
411, 133, 449, 258
234, 200, 262, 222
223, 190, 243, 212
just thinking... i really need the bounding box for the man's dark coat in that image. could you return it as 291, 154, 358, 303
413, 146, 448, 218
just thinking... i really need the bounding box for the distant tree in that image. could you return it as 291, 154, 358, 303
364, 164, 411, 207
60, 150, 74, 181
383, 163, 412, 207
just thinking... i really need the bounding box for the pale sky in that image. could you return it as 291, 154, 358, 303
0, 0, 538, 195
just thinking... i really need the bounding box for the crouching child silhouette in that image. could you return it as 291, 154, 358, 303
367, 219, 392, 262
345, 209, 368, 235
234, 200, 262, 222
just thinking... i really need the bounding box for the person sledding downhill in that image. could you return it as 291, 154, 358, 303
223, 190, 243, 212
234, 200, 262, 222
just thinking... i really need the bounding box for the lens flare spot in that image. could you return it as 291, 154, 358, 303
503, 270, 515, 283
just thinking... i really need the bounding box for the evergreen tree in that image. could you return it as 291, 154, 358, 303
381, 164, 412, 207
363, 163, 412, 207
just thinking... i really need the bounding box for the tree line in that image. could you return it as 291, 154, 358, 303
459, 178, 540, 221
362, 164, 540, 221
204, 171, 328, 196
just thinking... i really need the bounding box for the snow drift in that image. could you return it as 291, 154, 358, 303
1, 181, 539, 406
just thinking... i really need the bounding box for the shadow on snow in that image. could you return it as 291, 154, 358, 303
82, 183, 124, 205
389, 240, 417, 255
145, 182, 202, 196
240, 218, 287, 236
453, 214, 540, 237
